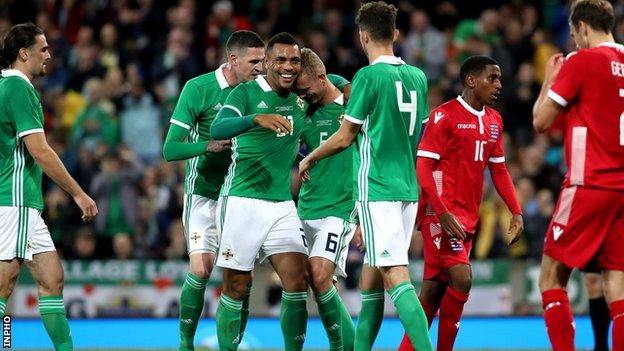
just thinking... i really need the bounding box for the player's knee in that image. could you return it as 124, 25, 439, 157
222, 278, 249, 300
310, 269, 333, 294
37, 277, 64, 296
189, 263, 213, 280
449, 275, 472, 294
282, 270, 310, 292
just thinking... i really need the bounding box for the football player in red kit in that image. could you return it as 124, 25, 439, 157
398, 55, 523, 351
533, 1, 624, 350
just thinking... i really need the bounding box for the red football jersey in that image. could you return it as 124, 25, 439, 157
548, 42, 624, 191
417, 97, 505, 233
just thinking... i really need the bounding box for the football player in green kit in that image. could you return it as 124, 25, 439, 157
210, 32, 309, 351
162, 30, 264, 351
299, 2, 434, 350
295, 48, 357, 351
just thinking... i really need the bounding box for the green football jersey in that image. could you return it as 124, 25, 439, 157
220, 76, 307, 201
170, 65, 233, 199
298, 94, 355, 221
0, 70, 45, 210
344, 56, 429, 202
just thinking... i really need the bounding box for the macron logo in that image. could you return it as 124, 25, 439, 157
553, 225, 564, 241
434, 237, 441, 250
257, 101, 268, 109
434, 111, 444, 124
213, 103, 222, 111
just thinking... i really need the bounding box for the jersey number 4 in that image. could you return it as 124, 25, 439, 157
396, 82, 417, 136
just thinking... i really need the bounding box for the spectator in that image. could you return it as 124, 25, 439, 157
403, 10, 447, 81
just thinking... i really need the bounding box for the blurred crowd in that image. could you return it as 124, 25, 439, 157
2, 0, 622, 266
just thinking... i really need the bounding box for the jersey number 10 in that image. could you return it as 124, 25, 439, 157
396, 82, 418, 136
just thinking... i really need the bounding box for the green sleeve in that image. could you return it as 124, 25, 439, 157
170, 80, 199, 129
162, 123, 208, 161
9, 83, 44, 137
418, 72, 430, 124
328, 74, 350, 92
210, 85, 256, 139
344, 71, 373, 123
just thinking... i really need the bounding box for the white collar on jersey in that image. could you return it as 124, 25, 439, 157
334, 94, 344, 106
597, 42, 624, 50
1, 69, 33, 88
371, 55, 405, 65
456, 95, 485, 117
215, 63, 230, 89
256, 75, 272, 92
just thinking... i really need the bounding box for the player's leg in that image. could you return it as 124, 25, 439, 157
539, 254, 574, 351
27, 251, 72, 351
398, 280, 446, 351
26, 209, 72, 351
540, 187, 617, 351
584, 271, 609, 351
263, 201, 310, 351
0, 259, 20, 316
398, 221, 450, 351
603, 270, 624, 350
0, 207, 28, 316
215, 196, 269, 351
305, 218, 356, 350
437, 263, 471, 351
179, 195, 219, 350
269, 252, 310, 351
598, 208, 624, 351
364, 201, 432, 351
354, 264, 384, 351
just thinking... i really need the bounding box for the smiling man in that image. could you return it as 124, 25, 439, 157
210, 32, 310, 351
399, 55, 523, 351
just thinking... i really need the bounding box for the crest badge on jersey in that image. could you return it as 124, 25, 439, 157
297, 96, 305, 110
489, 124, 500, 142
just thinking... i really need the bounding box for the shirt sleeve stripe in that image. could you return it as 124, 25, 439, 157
417, 150, 441, 160
547, 89, 568, 107
170, 118, 191, 130
422, 117, 429, 124
343, 115, 364, 124
17, 128, 44, 138
222, 105, 242, 117
488, 156, 506, 163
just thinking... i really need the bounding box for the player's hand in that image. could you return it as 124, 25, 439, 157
206, 139, 231, 153
74, 192, 98, 222
439, 212, 466, 240
298, 156, 316, 181
506, 214, 524, 246
253, 114, 292, 134
544, 53, 564, 86
352, 225, 365, 252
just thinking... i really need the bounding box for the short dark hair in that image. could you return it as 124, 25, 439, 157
355, 1, 397, 43
0, 22, 44, 69
225, 30, 264, 54
266, 32, 300, 54
570, 0, 614, 34
460, 55, 499, 86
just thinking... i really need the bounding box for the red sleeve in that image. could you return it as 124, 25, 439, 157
549, 51, 587, 107
416, 157, 448, 216
487, 114, 505, 163
416, 108, 449, 160
489, 162, 522, 215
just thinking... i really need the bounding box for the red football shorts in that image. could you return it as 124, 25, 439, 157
544, 186, 624, 271
421, 220, 473, 282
